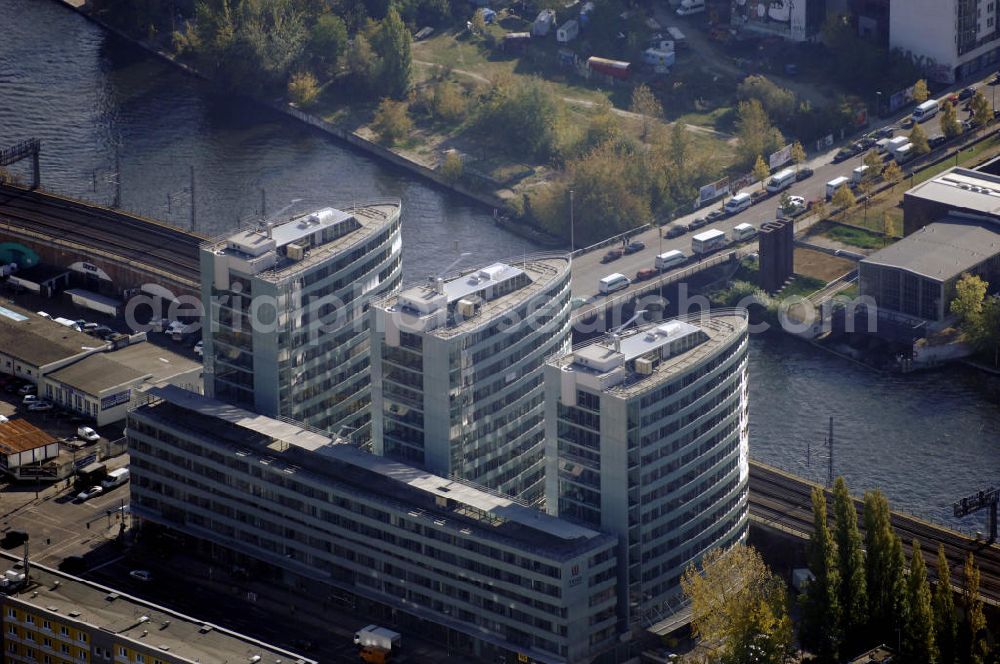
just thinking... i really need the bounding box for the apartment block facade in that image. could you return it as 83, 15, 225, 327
370, 254, 572, 505
890, 0, 1000, 82
127, 385, 621, 664
544, 311, 750, 628
200, 202, 401, 441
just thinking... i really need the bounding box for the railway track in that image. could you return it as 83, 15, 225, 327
749, 461, 1000, 604
0, 185, 201, 281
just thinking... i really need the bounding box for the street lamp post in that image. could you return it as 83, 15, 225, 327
569, 189, 575, 254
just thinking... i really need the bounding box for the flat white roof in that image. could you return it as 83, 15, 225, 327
693, 229, 726, 242
145, 386, 602, 542
572, 320, 701, 373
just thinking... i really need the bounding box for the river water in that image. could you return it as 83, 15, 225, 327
3, 0, 999, 529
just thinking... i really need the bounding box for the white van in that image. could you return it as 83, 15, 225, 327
101, 468, 130, 490
732, 223, 757, 241
724, 192, 752, 215
676, 0, 705, 15
766, 168, 796, 194
599, 273, 630, 294
654, 250, 687, 270
912, 99, 939, 123
825, 176, 850, 200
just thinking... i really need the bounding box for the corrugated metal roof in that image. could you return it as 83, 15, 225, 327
861, 219, 1000, 282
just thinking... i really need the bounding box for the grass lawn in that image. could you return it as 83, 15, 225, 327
823, 224, 886, 250
912, 133, 1000, 186
779, 274, 828, 299
794, 247, 856, 282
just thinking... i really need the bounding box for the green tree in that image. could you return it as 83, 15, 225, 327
909, 122, 930, 155
941, 100, 962, 139
949, 274, 999, 351
971, 90, 992, 128
439, 150, 463, 184
778, 190, 794, 217
913, 79, 929, 103
478, 77, 561, 162
346, 32, 377, 93
372, 98, 412, 145
287, 70, 320, 106
630, 84, 663, 141
832, 478, 868, 651
682, 544, 794, 664
564, 141, 652, 242
934, 544, 958, 664
863, 150, 883, 182
469, 8, 487, 35
864, 490, 908, 638
801, 487, 842, 662
669, 122, 690, 173
430, 79, 467, 123
902, 540, 938, 664
753, 155, 770, 191
883, 160, 903, 190
737, 75, 796, 124
736, 99, 784, 168
832, 183, 856, 212
810, 198, 827, 221
791, 140, 806, 174
307, 13, 348, 77
963, 553, 988, 664
373, 6, 412, 99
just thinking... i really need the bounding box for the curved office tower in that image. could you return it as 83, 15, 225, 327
371, 253, 572, 505
200, 202, 402, 440
544, 309, 749, 627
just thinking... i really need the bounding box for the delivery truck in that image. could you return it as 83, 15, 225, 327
691, 229, 728, 255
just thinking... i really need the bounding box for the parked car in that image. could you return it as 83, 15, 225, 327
946, 93, 960, 104
779, 195, 807, 218
624, 240, 646, 254
635, 268, 658, 282
22, 394, 38, 405
88, 325, 114, 338
796, 166, 814, 181
663, 224, 686, 239
687, 217, 708, 231
928, 134, 947, 148
875, 126, 895, 138
600, 249, 623, 263
77, 426, 100, 442
75, 485, 103, 502
194, 340, 204, 357
570, 297, 588, 310
17, 384, 35, 395
832, 147, 855, 163
858, 136, 878, 150
706, 210, 727, 223
27, 401, 53, 412
959, 86, 976, 101
130, 570, 153, 582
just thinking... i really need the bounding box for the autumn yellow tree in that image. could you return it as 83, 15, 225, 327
913, 78, 929, 103
682, 544, 793, 664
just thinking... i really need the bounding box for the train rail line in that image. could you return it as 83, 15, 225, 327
749, 461, 1000, 604
0, 185, 201, 282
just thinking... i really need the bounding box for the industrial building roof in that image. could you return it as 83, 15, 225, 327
2, 558, 315, 664
104, 342, 201, 388
0, 303, 101, 368
905, 167, 1000, 216
860, 219, 1000, 282
142, 385, 605, 549
0, 419, 56, 455
46, 353, 147, 395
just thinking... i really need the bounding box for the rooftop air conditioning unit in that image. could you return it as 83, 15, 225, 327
635, 357, 655, 375
287, 244, 305, 261
457, 299, 477, 318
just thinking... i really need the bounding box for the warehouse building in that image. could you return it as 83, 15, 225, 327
0, 556, 315, 664
0, 420, 60, 481
0, 304, 101, 384
128, 385, 622, 664
902, 167, 1000, 235
859, 219, 1000, 322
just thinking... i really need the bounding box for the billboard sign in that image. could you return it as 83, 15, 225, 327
698, 177, 730, 206
731, 0, 808, 41
769, 144, 793, 171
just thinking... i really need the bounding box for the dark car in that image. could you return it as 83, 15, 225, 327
795, 166, 814, 181
993, 109, 1000, 120
706, 210, 727, 223
928, 133, 947, 148
946, 93, 960, 104
663, 224, 686, 239
832, 148, 855, 163
959, 86, 976, 101
858, 136, 878, 150
600, 249, 623, 264
875, 126, 895, 138
635, 268, 658, 282
624, 240, 646, 254
963, 118, 980, 132
687, 217, 708, 231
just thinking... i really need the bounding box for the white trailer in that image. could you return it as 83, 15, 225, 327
532, 9, 556, 36
354, 625, 402, 651
556, 19, 579, 43
825, 176, 850, 200
691, 229, 728, 255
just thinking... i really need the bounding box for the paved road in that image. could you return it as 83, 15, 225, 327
569, 75, 1000, 300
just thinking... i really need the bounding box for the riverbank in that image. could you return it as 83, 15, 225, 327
52, 0, 564, 248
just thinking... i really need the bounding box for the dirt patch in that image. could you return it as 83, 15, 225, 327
794, 247, 856, 282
